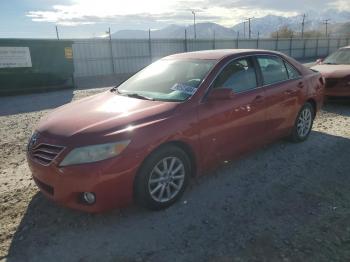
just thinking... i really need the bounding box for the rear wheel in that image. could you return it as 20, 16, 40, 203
134, 145, 191, 210
290, 102, 314, 142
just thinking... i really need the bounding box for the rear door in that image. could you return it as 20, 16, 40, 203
255, 55, 303, 139
197, 56, 267, 167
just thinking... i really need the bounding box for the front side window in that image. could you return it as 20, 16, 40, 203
257, 56, 288, 85
213, 58, 258, 93
118, 59, 215, 101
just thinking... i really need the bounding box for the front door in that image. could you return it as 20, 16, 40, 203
197, 57, 267, 170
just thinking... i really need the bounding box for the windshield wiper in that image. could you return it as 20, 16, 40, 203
112, 88, 154, 100
110, 86, 120, 93
324, 62, 338, 65
122, 92, 155, 101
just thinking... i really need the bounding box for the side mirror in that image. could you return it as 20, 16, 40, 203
316, 58, 324, 65
208, 88, 234, 101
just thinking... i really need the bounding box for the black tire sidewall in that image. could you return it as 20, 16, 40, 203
134, 145, 191, 210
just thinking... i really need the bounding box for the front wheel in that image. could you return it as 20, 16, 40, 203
134, 145, 191, 210
289, 102, 315, 143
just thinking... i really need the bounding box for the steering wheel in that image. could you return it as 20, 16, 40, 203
184, 79, 201, 87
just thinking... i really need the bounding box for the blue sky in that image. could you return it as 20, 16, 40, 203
0, 1, 54, 38
1, 0, 349, 39
0, 0, 108, 38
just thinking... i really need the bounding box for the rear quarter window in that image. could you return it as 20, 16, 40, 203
284, 61, 301, 79
257, 56, 289, 85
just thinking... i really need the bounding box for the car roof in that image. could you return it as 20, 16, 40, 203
165, 49, 283, 60
340, 45, 350, 50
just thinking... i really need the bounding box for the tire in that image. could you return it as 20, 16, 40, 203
289, 102, 315, 143
134, 145, 191, 210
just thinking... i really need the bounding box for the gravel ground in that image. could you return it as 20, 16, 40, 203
1, 87, 350, 262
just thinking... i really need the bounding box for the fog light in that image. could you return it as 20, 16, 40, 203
82, 192, 96, 204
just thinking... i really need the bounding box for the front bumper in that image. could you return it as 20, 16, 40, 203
325, 79, 350, 97
325, 88, 350, 97
27, 152, 139, 213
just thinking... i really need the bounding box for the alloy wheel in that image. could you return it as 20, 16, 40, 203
148, 156, 185, 203
297, 107, 312, 138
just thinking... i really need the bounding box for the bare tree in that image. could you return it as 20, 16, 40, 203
271, 26, 295, 38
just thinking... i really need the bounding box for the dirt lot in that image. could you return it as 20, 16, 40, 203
0, 88, 350, 262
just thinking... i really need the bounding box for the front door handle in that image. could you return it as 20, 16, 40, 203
297, 82, 304, 89
252, 95, 264, 104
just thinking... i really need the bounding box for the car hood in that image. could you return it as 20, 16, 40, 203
37, 91, 179, 138
311, 64, 350, 78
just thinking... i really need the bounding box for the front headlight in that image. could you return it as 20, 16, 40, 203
60, 140, 131, 166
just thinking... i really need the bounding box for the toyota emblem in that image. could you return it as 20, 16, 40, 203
29, 132, 39, 149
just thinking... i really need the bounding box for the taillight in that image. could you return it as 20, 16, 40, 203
319, 76, 326, 86
345, 75, 350, 86
319, 77, 325, 86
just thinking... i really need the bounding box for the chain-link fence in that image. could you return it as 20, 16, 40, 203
73, 37, 350, 82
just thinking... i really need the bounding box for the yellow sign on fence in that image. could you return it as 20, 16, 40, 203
64, 47, 73, 59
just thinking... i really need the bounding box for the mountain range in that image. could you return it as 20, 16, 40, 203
111, 9, 350, 39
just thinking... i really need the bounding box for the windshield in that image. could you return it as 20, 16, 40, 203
323, 49, 350, 65
117, 59, 216, 101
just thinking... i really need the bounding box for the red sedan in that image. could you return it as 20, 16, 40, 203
311, 46, 350, 97
27, 49, 324, 212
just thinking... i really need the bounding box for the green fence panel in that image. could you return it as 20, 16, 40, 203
0, 39, 74, 95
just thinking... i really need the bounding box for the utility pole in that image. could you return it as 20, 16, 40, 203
301, 14, 306, 38
148, 29, 152, 62
243, 21, 246, 38
323, 19, 330, 37
55, 25, 59, 40
108, 27, 112, 40
191, 10, 197, 40
184, 29, 188, 52
107, 27, 115, 74
246, 17, 254, 39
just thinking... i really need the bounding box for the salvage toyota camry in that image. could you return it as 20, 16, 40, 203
27, 49, 324, 212
311, 46, 350, 97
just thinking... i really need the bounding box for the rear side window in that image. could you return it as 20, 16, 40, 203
284, 61, 301, 79
257, 56, 288, 85
213, 58, 257, 93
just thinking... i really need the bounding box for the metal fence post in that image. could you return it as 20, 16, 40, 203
256, 32, 259, 49
348, 38, 350, 46
289, 36, 293, 56
275, 33, 279, 51
327, 37, 330, 56
213, 30, 216, 50
148, 29, 152, 63
236, 32, 239, 49
71, 74, 75, 89
315, 37, 319, 58
108, 27, 116, 74
302, 38, 307, 58
337, 37, 341, 49
184, 29, 188, 52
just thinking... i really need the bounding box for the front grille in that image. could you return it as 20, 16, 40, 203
33, 177, 54, 195
326, 78, 339, 88
31, 144, 64, 165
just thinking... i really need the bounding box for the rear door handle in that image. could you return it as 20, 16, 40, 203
297, 82, 304, 88
252, 95, 264, 104
285, 89, 295, 95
